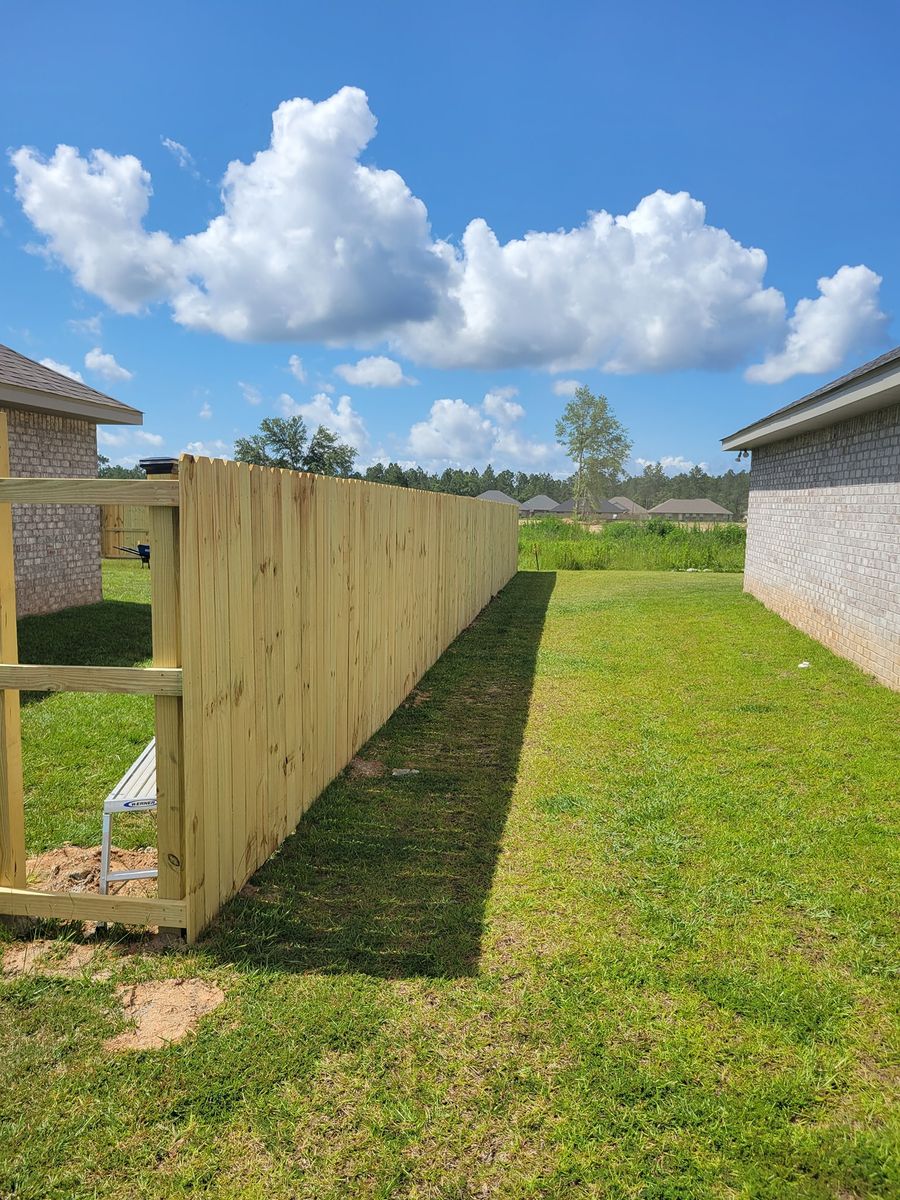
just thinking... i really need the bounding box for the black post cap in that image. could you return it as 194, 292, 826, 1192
139, 457, 179, 476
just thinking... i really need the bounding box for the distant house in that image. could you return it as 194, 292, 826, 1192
0, 344, 143, 616
722, 345, 900, 691
476, 489, 519, 505
554, 496, 624, 520
647, 498, 733, 522
609, 496, 649, 517
519, 493, 559, 516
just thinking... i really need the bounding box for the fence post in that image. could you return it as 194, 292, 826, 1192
143, 457, 185, 926
0, 413, 25, 890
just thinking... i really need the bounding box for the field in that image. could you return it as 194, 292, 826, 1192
519, 515, 746, 571
1, 567, 898, 1198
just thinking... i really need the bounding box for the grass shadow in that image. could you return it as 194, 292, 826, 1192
206, 571, 555, 979
17, 598, 152, 706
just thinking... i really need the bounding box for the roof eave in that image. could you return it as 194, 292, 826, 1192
722, 359, 900, 451
0, 382, 144, 426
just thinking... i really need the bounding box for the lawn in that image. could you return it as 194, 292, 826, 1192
1, 569, 898, 1198
518, 516, 746, 571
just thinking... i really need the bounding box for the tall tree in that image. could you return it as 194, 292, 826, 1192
555, 387, 632, 516
234, 416, 356, 476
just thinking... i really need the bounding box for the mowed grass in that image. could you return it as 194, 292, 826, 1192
1, 570, 899, 1198
18, 559, 155, 851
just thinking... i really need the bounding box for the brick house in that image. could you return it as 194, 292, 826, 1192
722, 346, 900, 691
0, 344, 143, 617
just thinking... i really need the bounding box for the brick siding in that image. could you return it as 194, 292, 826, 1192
3, 408, 101, 617
745, 402, 900, 690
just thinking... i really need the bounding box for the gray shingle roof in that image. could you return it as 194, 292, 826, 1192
0, 343, 142, 424
520, 493, 559, 511
609, 496, 649, 514
554, 496, 623, 514
648, 498, 733, 516
476, 489, 519, 504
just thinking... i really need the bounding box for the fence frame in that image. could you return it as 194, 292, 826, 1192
0, 447, 517, 941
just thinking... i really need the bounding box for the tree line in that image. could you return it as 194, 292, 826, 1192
99, 387, 750, 517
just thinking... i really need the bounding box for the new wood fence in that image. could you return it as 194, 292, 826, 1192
100, 504, 150, 557
0, 450, 518, 940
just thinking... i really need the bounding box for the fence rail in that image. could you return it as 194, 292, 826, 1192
0, 449, 518, 940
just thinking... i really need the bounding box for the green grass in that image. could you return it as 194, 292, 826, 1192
19, 559, 155, 851
519, 515, 746, 571
2, 570, 898, 1198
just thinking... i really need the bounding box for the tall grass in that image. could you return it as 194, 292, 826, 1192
519, 516, 745, 571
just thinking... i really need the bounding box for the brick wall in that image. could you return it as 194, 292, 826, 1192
3, 408, 101, 617
745, 402, 900, 690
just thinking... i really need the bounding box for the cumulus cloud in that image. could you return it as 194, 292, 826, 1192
199, 400, 212, 419
85, 346, 133, 382
288, 354, 306, 382
97, 428, 125, 447
553, 378, 581, 397
184, 438, 232, 458
278, 391, 369, 454
135, 430, 164, 446
745, 265, 887, 384
408, 392, 557, 469
12, 88, 887, 380
334, 355, 416, 387
635, 455, 709, 473
40, 357, 83, 382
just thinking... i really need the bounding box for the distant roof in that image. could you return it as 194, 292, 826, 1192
0, 343, 143, 426
554, 496, 623, 514
476, 489, 518, 504
609, 496, 649, 514
648, 498, 733, 516
722, 344, 900, 451
520, 493, 559, 511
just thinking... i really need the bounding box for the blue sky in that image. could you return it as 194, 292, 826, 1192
1, 0, 896, 477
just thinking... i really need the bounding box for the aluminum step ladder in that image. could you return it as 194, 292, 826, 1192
99, 739, 158, 894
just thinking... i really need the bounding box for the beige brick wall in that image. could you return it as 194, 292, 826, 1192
3, 407, 102, 617
745, 402, 900, 690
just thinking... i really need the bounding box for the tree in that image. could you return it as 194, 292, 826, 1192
234, 416, 356, 476
97, 453, 145, 480
555, 387, 632, 516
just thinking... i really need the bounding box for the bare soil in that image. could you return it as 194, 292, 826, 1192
104, 979, 225, 1052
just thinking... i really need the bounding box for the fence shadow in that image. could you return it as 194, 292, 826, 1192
206, 571, 556, 979
17, 598, 152, 705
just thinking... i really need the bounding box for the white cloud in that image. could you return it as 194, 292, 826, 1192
239, 380, 262, 405
161, 136, 198, 177
12, 89, 887, 377
334, 355, 416, 387
97, 428, 126, 446
199, 400, 212, 419
288, 354, 306, 383
482, 388, 525, 424
553, 378, 581, 397
67, 314, 102, 336
278, 391, 369, 454
85, 346, 133, 382
635, 455, 708, 473
135, 430, 164, 446
184, 438, 232, 458
745, 265, 887, 384
407, 393, 557, 469
39, 357, 83, 382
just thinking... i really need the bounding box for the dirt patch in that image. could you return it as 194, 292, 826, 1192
26, 844, 157, 897
104, 978, 225, 1052
406, 688, 432, 707
348, 756, 386, 778
2, 938, 97, 977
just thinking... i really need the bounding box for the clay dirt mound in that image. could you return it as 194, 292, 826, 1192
348, 756, 386, 778
104, 978, 225, 1052
2, 938, 97, 978
26, 844, 158, 897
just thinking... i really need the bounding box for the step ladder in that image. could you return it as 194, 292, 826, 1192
99, 739, 159, 894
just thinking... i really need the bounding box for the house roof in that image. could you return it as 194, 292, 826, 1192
520, 493, 558, 511
554, 496, 623, 514
476, 489, 519, 504
648, 498, 733, 516
0, 344, 143, 426
721, 344, 900, 451
609, 496, 649, 514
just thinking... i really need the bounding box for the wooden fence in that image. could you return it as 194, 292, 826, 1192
100, 504, 150, 557
0, 451, 518, 940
